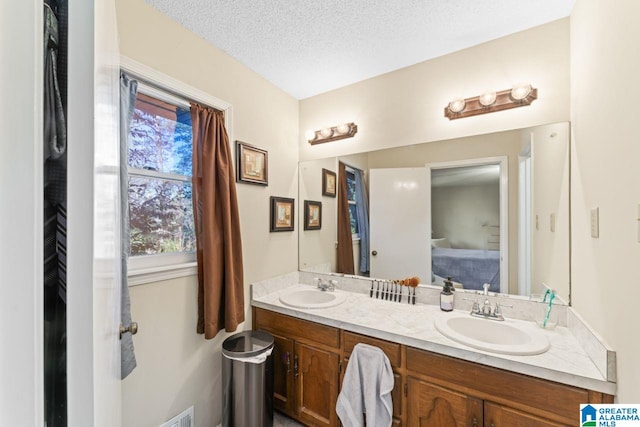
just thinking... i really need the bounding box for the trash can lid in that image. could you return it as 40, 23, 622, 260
222, 330, 274, 358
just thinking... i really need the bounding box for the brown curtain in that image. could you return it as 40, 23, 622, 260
336, 162, 355, 274
190, 103, 244, 339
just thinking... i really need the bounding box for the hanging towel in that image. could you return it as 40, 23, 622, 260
336, 343, 394, 427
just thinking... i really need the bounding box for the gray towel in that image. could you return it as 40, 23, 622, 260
336, 343, 394, 427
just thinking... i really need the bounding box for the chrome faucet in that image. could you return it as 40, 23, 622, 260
315, 277, 337, 292
482, 283, 491, 295
465, 297, 512, 321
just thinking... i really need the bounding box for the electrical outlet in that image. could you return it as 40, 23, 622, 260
535, 214, 539, 231
591, 207, 599, 238
550, 213, 555, 232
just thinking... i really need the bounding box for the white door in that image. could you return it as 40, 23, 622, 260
369, 168, 430, 282
67, 0, 123, 425
0, 1, 122, 425
0, 2, 45, 425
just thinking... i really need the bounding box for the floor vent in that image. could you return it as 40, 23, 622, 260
159, 406, 194, 427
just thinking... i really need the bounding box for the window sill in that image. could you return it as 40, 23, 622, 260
128, 262, 197, 286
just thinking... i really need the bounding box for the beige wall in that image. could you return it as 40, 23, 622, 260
299, 19, 570, 161
299, 157, 338, 271
116, 1, 299, 426
432, 183, 500, 250
531, 123, 570, 300
299, 152, 369, 273
570, 1, 640, 402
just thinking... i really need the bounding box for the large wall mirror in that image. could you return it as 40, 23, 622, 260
298, 122, 570, 304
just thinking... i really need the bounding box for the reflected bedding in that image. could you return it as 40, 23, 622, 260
431, 247, 500, 292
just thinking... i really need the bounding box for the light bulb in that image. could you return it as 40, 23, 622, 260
320, 128, 333, 138
478, 91, 497, 106
511, 83, 532, 101
448, 98, 466, 113
336, 123, 351, 135
305, 130, 316, 141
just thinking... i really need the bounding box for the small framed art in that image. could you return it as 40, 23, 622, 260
236, 141, 268, 186
304, 200, 322, 230
270, 196, 295, 232
322, 168, 336, 197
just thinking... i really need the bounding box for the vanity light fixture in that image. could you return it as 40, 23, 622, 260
445, 85, 537, 120
478, 91, 497, 106
307, 122, 358, 145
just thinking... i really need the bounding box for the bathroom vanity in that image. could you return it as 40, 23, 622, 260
251, 275, 615, 427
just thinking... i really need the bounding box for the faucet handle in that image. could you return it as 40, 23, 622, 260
463, 297, 481, 314
493, 302, 513, 317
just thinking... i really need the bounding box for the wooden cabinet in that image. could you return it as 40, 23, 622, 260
483, 402, 568, 427
407, 377, 482, 427
254, 308, 340, 426
271, 333, 294, 414
295, 342, 340, 426
253, 307, 613, 427
405, 347, 596, 427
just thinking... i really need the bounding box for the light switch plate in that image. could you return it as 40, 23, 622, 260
550, 213, 556, 232
637, 204, 640, 243
591, 207, 599, 238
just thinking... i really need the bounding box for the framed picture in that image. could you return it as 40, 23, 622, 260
304, 200, 322, 230
236, 141, 268, 186
270, 196, 295, 232
322, 168, 337, 197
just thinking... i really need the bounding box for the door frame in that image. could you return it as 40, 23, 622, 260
0, 1, 44, 424
426, 156, 509, 294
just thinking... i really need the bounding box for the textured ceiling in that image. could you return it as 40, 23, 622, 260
145, 0, 574, 99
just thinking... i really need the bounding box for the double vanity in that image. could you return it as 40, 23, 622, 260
251, 272, 616, 427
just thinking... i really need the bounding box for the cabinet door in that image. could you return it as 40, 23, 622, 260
484, 402, 569, 427
271, 333, 294, 415
295, 342, 340, 426
407, 377, 482, 427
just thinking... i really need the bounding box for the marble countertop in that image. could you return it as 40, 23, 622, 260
252, 282, 615, 395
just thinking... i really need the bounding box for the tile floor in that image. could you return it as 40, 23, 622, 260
274, 411, 304, 426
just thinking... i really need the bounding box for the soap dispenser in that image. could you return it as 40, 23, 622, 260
440, 277, 454, 312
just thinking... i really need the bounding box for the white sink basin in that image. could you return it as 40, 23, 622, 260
279, 288, 347, 309
435, 314, 550, 355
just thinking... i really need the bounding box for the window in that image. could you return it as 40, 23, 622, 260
127, 84, 196, 270
345, 168, 359, 236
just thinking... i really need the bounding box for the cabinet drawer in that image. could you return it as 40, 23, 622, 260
343, 331, 402, 368
406, 347, 587, 424
254, 308, 340, 349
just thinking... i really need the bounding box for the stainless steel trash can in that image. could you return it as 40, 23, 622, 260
222, 330, 274, 427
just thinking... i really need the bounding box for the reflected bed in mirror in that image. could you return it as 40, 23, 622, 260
298, 122, 570, 304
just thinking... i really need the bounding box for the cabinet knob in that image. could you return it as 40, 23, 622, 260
472, 417, 478, 427
294, 354, 299, 378
371, 250, 378, 256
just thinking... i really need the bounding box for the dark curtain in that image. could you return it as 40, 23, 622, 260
119, 72, 138, 378
336, 162, 355, 274
43, 3, 67, 424
354, 169, 370, 274
190, 103, 245, 339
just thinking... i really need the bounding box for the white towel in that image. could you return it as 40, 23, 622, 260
336, 343, 394, 427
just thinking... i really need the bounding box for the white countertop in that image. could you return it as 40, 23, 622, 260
252, 282, 616, 395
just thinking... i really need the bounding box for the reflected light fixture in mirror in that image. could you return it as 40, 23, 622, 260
307, 122, 358, 145
445, 85, 537, 120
